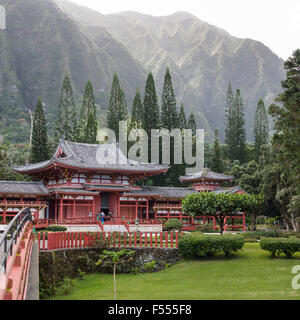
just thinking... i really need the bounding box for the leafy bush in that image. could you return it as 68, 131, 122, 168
60, 277, 73, 295
164, 219, 183, 231
77, 268, 86, 281
196, 223, 214, 233
178, 234, 244, 258
260, 237, 300, 258
242, 230, 281, 239
46, 225, 67, 232
143, 260, 156, 272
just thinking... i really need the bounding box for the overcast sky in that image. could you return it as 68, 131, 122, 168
70, 0, 300, 60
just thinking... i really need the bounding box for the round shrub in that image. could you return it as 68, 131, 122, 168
164, 219, 183, 231
178, 234, 244, 258
46, 225, 67, 232
260, 237, 300, 257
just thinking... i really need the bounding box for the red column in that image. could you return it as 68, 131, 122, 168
117, 193, 120, 219
59, 196, 63, 222
243, 212, 246, 231
135, 199, 138, 219
146, 199, 149, 220
73, 198, 76, 220
92, 196, 96, 220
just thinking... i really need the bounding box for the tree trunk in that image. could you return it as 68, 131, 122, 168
251, 214, 256, 231
113, 263, 117, 300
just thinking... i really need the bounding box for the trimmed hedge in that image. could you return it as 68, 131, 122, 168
260, 237, 300, 258
46, 225, 68, 232
241, 230, 289, 239
178, 234, 244, 258
164, 219, 183, 231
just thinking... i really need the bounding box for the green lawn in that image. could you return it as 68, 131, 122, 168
48, 243, 300, 300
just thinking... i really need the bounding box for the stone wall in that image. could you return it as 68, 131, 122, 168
39, 247, 180, 297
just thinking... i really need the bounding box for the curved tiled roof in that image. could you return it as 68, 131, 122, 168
123, 186, 195, 198
0, 181, 49, 195
13, 139, 169, 174
179, 168, 233, 182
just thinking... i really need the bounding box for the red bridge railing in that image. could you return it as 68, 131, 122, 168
0, 208, 34, 300
38, 231, 184, 251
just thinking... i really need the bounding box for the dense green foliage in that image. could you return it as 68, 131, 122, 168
164, 218, 183, 231
178, 234, 244, 258
161, 67, 178, 130
78, 80, 98, 143
46, 226, 68, 232
260, 237, 300, 257
54, 73, 78, 142
183, 192, 249, 234
253, 99, 269, 161
30, 98, 50, 163
106, 73, 128, 141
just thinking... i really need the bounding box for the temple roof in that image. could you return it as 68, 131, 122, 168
123, 185, 245, 199
123, 186, 196, 199
179, 168, 233, 182
0, 181, 49, 195
13, 139, 169, 174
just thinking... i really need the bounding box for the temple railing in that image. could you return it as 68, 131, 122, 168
0, 208, 34, 300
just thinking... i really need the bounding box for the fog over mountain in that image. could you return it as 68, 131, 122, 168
0, 0, 285, 142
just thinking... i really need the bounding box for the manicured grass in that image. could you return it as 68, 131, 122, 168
48, 243, 300, 300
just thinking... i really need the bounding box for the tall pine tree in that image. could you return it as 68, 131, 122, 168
30, 98, 50, 163
224, 82, 235, 160
232, 89, 247, 162
55, 73, 78, 141
143, 72, 160, 135
253, 98, 269, 161
84, 112, 98, 144
106, 72, 128, 140
78, 79, 97, 142
211, 129, 223, 172
178, 104, 187, 129
161, 67, 178, 130
188, 113, 196, 136
143, 72, 160, 162
131, 88, 144, 128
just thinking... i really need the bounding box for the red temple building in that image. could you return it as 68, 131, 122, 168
0, 139, 246, 232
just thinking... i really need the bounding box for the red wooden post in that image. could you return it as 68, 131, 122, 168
38, 233, 41, 250
160, 232, 163, 248
155, 232, 158, 248
75, 232, 78, 248
119, 232, 121, 248
43, 232, 46, 251
150, 232, 152, 248
113, 232, 116, 248
175, 231, 179, 248
48, 233, 51, 250
145, 232, 148, 248
64, 232, 67, 248
129, 232, 132, 247
67, 232, 70, 248
79, 232, 82, 248
124, 232, 127, 248
165, 231, 168, 248
170, 231, 173, 248
59, 197, 63, 222
139, 232, 142, 247
108, 232, 110, 248
134, 232, 137, 247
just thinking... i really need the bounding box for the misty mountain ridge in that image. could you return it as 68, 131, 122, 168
0, 0, 285, 143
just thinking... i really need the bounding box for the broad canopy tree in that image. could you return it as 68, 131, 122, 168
182, 192, 263, 233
